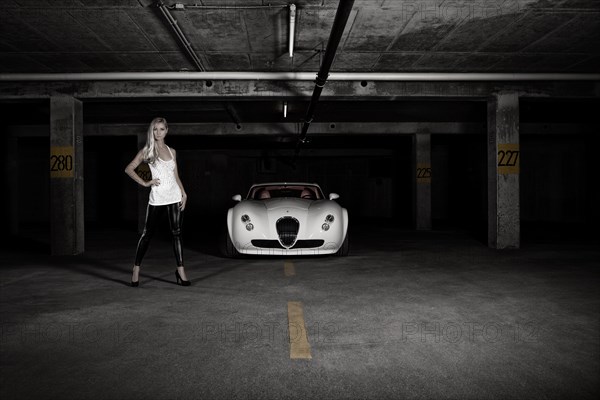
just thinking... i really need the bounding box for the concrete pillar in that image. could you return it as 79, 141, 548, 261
413, 132, 432, 230
487, 92, 520, 249
137, 131, 149, 234
8, 135, 19, 236
50, 96, 84, 255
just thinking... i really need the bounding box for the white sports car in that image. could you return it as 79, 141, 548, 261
224, 182, 349, 256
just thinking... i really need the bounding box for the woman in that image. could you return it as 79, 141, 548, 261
124, 117, 190, 287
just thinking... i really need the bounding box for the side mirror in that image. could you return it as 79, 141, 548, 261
329, 193, 339, 200
232, 194, 242, 202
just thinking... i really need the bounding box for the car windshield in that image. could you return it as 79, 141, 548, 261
248, 185, 323, 200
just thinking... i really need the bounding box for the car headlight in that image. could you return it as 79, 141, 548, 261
241, 214, 253, 230
322, 214, 335, 231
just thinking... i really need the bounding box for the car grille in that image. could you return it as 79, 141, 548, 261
292, 240, 325, 249
251, 239, 325, 249
252, 240, 284, 249
276, 217, 299, 247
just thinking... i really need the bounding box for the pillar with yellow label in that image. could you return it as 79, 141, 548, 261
487, 92, 520, 249
50, 96, 84, 255
413, 132, 431, 230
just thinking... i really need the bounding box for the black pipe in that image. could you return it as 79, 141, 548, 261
225, 102, 242, 129
156, 0, 206, 71
294, 0, 355, 159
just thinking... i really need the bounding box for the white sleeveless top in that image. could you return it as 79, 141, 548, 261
148, 146, 182, 206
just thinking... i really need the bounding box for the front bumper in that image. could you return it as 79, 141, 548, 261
235, 239, 341, 255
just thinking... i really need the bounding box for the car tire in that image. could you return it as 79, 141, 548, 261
335, 233, 349, 256
223, 231, 240, 258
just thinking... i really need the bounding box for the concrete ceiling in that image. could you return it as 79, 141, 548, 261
1, 0, 598, 126
1, 0, 599, 74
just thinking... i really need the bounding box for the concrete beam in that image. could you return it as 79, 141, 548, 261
0, 80, 598, 100
487, 92, 520, 249
8, 122, 597, 137
82, 122, 487, 136
0, 80, 486, 99
413, 132, 432, 230
50, 96, 84, 255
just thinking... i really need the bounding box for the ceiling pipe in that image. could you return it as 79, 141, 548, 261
1, 72, 598, 81
175, 4, 288, 9
225, 102, 242, 130
289, 4, 296, 58
156, 0, 206, 71
294, 0, 355, 161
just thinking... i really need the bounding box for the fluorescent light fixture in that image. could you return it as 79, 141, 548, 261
289, 4, 296, 58
283, 102, 288, 118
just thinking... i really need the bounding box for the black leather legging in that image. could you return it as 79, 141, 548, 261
134, 203, 183, 267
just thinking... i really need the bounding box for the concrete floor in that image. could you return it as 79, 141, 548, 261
1, 224, 599, 400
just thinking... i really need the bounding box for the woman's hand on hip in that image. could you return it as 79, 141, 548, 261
180, 193, 187, 211
145, 179, 160, 187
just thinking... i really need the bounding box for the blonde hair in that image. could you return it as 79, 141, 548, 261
142, 117, 168, 164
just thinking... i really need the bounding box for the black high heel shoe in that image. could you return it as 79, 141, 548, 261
175, 270, 191, 286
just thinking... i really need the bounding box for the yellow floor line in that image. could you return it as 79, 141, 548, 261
287, 301, 312, 359
284, 261, 295, 277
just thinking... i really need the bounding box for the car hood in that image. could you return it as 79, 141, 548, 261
261, 198, 311, 211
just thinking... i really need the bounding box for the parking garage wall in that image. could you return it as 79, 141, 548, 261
5, 129, 599, 243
